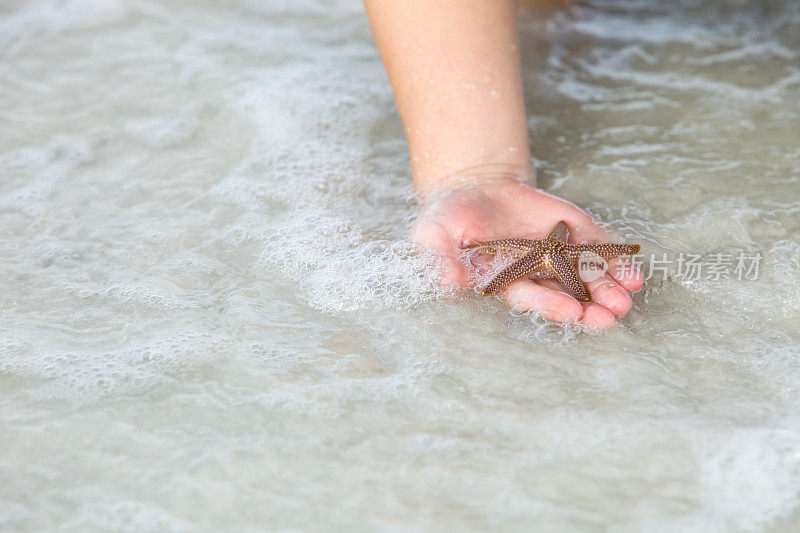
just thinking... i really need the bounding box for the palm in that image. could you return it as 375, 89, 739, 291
412, 179, 644, 329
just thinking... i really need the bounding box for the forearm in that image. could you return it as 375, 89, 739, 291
363, 0, 533, 195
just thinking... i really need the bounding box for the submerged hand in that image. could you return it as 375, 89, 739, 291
412, 178, 644, 329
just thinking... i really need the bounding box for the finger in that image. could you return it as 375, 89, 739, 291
606, 257, 645, 293
584, 273, 633, 317
502, 279, 584, 323
580, 303, 618, 330
466, 248, 496, 276
532, 278, 619, 329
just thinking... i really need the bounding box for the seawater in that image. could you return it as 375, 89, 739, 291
1, 0, 799, 530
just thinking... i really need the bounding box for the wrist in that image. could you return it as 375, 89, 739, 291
414, 162, 536, 201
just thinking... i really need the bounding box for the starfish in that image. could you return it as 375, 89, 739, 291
466, 221, 641, 302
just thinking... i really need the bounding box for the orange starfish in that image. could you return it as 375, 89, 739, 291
466, 221, 641, 302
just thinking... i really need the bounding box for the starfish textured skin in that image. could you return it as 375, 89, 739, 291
466, 221, 641, 302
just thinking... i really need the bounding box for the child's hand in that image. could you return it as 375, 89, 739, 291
412, 177, 644, 329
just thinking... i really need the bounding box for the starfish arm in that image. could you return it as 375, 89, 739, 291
465, 238, 537, 251
550, 250, 592, 302
545, 221, 570, 243
480, 249, 546, 295
565, 243, 641, 260
465, 238, 538, 259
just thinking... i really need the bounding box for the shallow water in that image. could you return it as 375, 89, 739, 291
2, 0, 800, 530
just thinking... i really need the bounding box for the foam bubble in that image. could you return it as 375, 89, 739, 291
65, 499, 190, 532
685, 428, 800, 530
0, 138, 94, 216
123, 106, 200, 149
0, 332, 233, 403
